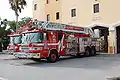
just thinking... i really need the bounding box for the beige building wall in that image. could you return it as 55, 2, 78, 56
92, 0, 120, 24
62, 0, 92, 26
32, 0, 46, 20
62, 0, 120, 26
32, 0, 120, 25
45, 0, 62, 23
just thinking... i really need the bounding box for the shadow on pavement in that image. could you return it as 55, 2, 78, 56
24, 56, 78, 65
4, 58, 27, 60
3, 53, 120, 70
24, 54, 120, 70
107, 77, 120, 80
23, 53, 120, 70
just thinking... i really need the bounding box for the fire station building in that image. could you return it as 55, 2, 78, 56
32, 0, 120, 54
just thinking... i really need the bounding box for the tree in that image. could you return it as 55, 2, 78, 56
0, 19, 10, 50
8, 17, 32, 32
9, 0, 27, 32
8, 20, 16, 32
0, 17, 31, 50
18, 17, 32, 28
0, 19, 9, 37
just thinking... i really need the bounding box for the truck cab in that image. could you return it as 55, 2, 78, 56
7, 33, 22, 54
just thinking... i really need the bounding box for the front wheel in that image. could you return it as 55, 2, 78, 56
47, 50, 59, 63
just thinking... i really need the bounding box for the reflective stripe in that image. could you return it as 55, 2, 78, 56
21, 42, 60, 46
36, 43, 60, 46
14, 52, 40, 59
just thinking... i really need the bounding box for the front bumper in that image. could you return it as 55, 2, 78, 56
7, 50, 15, 54
13, 52, 40, 59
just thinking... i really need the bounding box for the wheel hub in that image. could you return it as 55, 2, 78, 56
51, 54, 56, 61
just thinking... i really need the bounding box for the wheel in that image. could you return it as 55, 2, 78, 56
47, 50, 59, 63
84, 47, 91, 57
91, 46, 96, 56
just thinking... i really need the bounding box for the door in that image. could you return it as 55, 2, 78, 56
116, 26, 120, 53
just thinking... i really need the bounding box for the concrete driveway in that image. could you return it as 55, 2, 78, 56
0, 53, 120, 80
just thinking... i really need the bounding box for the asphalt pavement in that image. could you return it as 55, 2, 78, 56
0, 53, 120, 80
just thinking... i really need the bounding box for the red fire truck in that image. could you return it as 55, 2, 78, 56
14, 21, 97, 62
7, 32, 22, 54
7, 21, 33, 55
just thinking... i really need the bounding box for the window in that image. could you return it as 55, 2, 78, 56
47, 14, 50, 21
34, 4, 37, 10
56, 12, 59, 20
93, 3, 99, 13
46, 0, 49, 4
71, 8, 76, 17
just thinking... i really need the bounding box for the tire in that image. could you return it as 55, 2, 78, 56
84, 47, 91, 57
91, 46, 96, 56
47, 50, 59, 63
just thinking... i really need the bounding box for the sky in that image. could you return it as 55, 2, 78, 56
0, 0, 33, 21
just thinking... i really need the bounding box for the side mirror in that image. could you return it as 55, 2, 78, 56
93, 29, 100, 38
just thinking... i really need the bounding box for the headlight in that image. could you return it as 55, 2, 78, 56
29, 48, 33, 50
15, 46, 18, 49
19, 47, 21, 50
7, 46, 9, 50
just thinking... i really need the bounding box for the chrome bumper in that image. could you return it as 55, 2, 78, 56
13, 52, 40, 59
7, 50, 15, 54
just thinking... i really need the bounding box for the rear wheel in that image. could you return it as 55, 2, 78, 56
47, 50, 59, 63
84, 47, 91, 57
91, 46, 96, 56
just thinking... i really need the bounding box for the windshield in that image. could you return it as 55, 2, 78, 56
14, 36, 22, 44
10, 36, 22, 44
22, 32, 43, 44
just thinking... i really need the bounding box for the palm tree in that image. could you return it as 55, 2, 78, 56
9, 0, 27, 32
